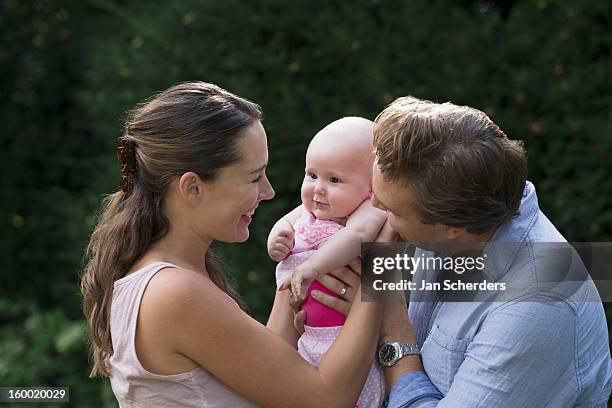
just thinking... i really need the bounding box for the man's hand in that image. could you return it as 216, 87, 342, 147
267, 219, 295, 262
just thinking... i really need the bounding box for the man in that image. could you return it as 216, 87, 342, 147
368, 97, 611, 406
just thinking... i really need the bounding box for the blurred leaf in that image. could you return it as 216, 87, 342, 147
55, 321, 87, 353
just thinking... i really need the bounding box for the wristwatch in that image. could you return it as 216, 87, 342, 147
377, 341, 420, 367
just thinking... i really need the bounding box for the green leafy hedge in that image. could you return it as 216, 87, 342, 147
1, 0, 610, 405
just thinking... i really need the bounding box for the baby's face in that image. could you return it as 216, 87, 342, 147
301, 138, 372, 221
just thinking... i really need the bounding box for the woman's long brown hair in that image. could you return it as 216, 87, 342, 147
81, 82, 262, 377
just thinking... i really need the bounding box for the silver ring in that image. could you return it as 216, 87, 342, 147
339, 286, 348, 297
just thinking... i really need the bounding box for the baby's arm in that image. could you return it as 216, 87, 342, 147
267, 205, 303, 262
289, 199, 386, 298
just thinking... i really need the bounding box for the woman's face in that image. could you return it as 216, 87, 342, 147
196, 121, 275, 243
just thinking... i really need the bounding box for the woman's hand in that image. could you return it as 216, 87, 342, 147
289, 220, 397, 333
291, 257, 362, 333
306, 219, 397, 321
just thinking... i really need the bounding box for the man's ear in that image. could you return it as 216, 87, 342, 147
178, 172, 203, 206
444, 226, 464, 241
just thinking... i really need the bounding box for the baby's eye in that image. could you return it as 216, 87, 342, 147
329, 176, 340, 184
308, 172, 317, 180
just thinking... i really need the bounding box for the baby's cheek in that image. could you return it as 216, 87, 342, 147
341, 188, 367, 208
300, 186, 310, 201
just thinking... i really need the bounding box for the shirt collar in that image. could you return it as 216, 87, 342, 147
481, 181, 540, 281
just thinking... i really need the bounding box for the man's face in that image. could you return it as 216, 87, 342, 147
371, 165, 449, 250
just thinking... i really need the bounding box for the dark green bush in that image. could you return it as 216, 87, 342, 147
1, 0, 610, 405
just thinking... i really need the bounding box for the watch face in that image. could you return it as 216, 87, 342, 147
379, 344, 397, 364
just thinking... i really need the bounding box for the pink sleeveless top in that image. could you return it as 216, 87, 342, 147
275, 211, 348, 327
109, 262, 260, 408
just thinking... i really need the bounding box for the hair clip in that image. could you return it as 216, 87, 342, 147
116, 139, 136, 193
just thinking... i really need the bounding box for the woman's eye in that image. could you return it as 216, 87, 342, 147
252, 175, 262, 183
330, 177, 340, 184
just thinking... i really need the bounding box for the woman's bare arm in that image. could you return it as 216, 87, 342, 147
150, 266, 382, 408
266, 204, 304, 343
266, 289, 300, 347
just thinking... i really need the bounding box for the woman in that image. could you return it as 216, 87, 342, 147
81, 81, 383, 407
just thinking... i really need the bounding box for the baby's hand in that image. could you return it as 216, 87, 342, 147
267, 219, 295, 262
289, 261, 319, 301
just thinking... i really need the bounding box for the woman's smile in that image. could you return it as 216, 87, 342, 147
241, 207, 257, 224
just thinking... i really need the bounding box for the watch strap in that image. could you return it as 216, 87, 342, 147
399, 343, 420, 357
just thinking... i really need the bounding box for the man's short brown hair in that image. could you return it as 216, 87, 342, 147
374, 96, 527, 234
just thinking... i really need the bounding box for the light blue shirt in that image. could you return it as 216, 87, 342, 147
388, 181, 612, 407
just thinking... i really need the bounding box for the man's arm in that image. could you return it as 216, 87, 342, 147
380, 290, 443, 408
380, 296, 423, 392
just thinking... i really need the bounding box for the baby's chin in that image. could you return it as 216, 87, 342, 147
312, 208, 348, 223
312, 208, 332, 220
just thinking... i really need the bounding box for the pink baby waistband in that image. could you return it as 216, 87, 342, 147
302, 324, 343, 341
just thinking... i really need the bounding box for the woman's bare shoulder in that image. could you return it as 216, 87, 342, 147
144, 266, 235, 314
136, 265, 242, 367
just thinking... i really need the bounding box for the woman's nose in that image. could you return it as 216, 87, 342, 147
260, 176, 275, 200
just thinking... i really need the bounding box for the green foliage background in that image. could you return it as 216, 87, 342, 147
1, 0, 610, 406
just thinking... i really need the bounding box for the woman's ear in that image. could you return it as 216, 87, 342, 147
178, 172, 203, 206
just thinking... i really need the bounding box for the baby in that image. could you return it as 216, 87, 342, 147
267, 117, 386, 408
